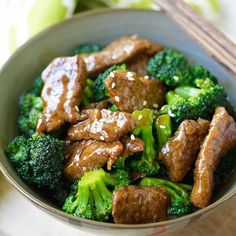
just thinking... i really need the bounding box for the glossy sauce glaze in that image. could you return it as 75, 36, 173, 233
105, 70, 165, 113
121, 136, 144, 158
127, 53, 151, 76
160, 118, 210, 182
65, 140, 123, 181
67, 109, 136, 142
191, 107, 236, 208
112, 186, 169, 224
80, 35, 163, 77
37, 56, 87, 132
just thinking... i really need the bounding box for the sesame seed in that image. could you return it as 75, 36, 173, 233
111, 82, 116, 89
114, 96, 120, 102
110, 72, 115, 78
143, 100, 147, 106
130, 134, 136, 140
100, 136, 105, 141
75, 105, 80, 112
153, 104, 159, 109
126, 71, 133, 77
144, 75, 149, 80
138, 114, 143, 120
127, 76, 135, 81
173, 75, 179, 81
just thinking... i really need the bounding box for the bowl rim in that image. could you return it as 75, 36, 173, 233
0, 8, 236, 229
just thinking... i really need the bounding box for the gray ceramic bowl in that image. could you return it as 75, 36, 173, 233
0, 9, 236, 236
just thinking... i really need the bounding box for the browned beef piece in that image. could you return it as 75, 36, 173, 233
127, 53, 150, 76
160, 118, 210, 182
64, 140, 123, 181
67, 109, 136, 142
105, 70, 165, 113
84, 100, 109, 110
112, 186, 169, 224
36, 56, 87, 132
121, 136, 144, 158
80, 35, 163, 77
130, 171, 147, 183
191, 107, 236, 208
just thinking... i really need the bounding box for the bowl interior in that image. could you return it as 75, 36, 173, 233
0, 9, 236, 231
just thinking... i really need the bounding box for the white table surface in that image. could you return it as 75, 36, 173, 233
1, 1, 236, 235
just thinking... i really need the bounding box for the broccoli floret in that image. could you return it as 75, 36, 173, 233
93, 64, 126, 101
31, 76, 43, 96
18, 76, 44, 136
73, 43, 103, 55
81, 79, 95, 107
109, 104, 119, 112
6, 133, 64, 192
129, 109, 160, 176
140, 177, 192, 216
63, 168, 130, 221
160, 79, 227, 126
112, 156, 126, 170
6, 136, 32, 183
146, 48, 190, 87
155, 114, 172, 151
189, 65, 217, 86
215, 147, 236, 186
18, 93, 43, 137
146, 49, 218, 88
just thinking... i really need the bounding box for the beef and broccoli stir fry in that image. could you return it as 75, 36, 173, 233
6, 35, 236, 224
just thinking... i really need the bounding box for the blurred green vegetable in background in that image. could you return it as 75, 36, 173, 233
75, 0, 157, 12
0, 0, 221, 67
0, 0, 76, 66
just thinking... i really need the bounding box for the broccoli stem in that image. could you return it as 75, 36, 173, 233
142, 126, 156, 162
78, 184, 90, 210
176, 183, 193, 193
156, 114, 172, 150
131, 109, 160, 175
175, 86, 201, 98
166, 91, 183, 105
63, 168, 130, 221
140, 177, 189, 198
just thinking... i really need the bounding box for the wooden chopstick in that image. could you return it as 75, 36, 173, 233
154, 0, 236, 77
175, 0, 236, 59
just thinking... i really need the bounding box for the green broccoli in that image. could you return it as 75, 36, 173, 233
112, 156, 126, 170
93, 64, 126, 101
130, 109, 160, 176
146, 48, 218, 87
18, 93, 43, 137
63, 168, 130, 221
156, 114, 172, 151
109, 104, 119, 112
140, 177, 192, 216
81, 79, 95, 107
6, 133, 64, 192
18, 76, 44, 137
215, 147, 236, 186
72, 43, 103, 55
31, 76, 43, 96
6, 136, 32, 182
146, 48, 190, 87
189, 65, 217, 86
160, 79, 227, 126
